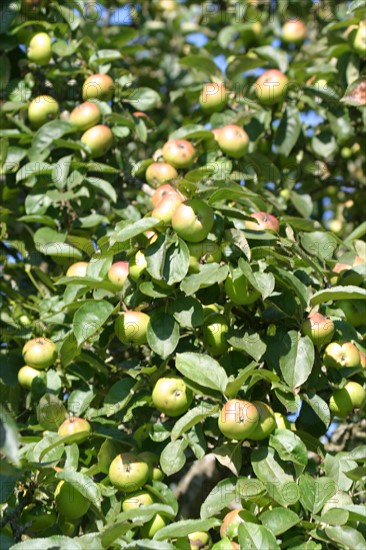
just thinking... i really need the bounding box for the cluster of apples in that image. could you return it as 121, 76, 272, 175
218, 399, 277, 441
18, 336, 57, 389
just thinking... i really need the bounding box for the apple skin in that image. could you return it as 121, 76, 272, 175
140, 513, 167, 538
203, 313, 229, 355
338, 300, 365, 328
220, 509, 258, 539
254, 69, 289, 105
108, 261, 129, 288
66, 261, 88, 277
115, 311, 150, 345
249, 401, 276, 440
22, 337, 57, 370
28, 95, 59, 129
122, 490, 155, 512
152, 183, 182, 207
282, 20, 307, 44
129, 251, 147, 282
176, 531, 211, 549
302, 312, 335, 346
109, 452, 149, 492
172, 199, 214, 243
218, 399, 259, 440
54, 480, 90, 519
69, 102, 101, 131
138, 451, 164, 481
17, 365, 45, 389
245, 211, 280, 232
27, 32, 52, 65
21, 505, 57, 534
274, 412, 291, 430
146, 162, 178, 186
58, 416, 91, 442
329, 381, 366, 418
212, 540, 239, 550
188, 240, 222, 273
82, 73, 114, 101
350, 24, 366, 56
217, 124, 249, 159
199, 83, 227, 113
323, 341, 360, 370
81, 124, 113, 158
151, 192, 183, 224
152, 376, 193, 417
224, 270, 260, 306
162, 139, 196, 169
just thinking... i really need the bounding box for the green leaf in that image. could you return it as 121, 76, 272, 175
147, 312, 180, 359
168, 296, 204, 328
299, 474, 337, 514
323, 453, 358, 492
311, 131, 337, 158
290, 191, 313, 218
270, 430, 308, 472
180, 55, 222, 76
0, 405, 19, 466
238, 522, 280, 550
310, 285, 366, 305
160, 439, 188, 476
67, 390, 95, 416
16, 161, 53, 182
228, 330, 267, 362
254, 46, 288, 72
55, 469, 101, 509
325, 525, 366, 550
274, 106, 301, 156
279, 332, 314, 389
260, 507, 300, 536
175, 352, 228, 393
154, 518, 220, 541
124, 87, 161, 111
29, 121, 74, 159
180, 264, 229, 295
200, 478, 238, 519
171, 403, 219, 441
11, 536, 83, 550
73, 300, 114, 346
301, 231, 338, 261
110, 218, 160, 245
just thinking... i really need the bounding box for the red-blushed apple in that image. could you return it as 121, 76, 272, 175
82, 73, 114, 101
109, 452, 149, 492
28, 95, 59, 129
22, 337, 57, 370
66, 261, 88, 277
188, 239, 222, 273
220, 509, 259, 539
302, 312, 335, 346
249, 401, 276, 440
172, 199, 214, 243
146, 162, 178, 186
129, 250, 148, 282
211, 128, 222, 141
152, 183, 182, 207
151, 192, 183, 224
152, 376, 193, 417
359, 350, 366, 369
338, 300, 365, 328
329, 381, 366, 417
203, 313, 229, 355
81, 124, 113, 158
217, 124, 249, 158
108, 261, 129, 288
323, 341, 361, 370
176, 531, 212, 549
162, 139, 196, 169
245, 211, 280, 232
69, 102, 101, 131
54, 480, 90, 519
254, 69, 289, 105
138, 451, 164, 481
199, 82, 227, 113
282, 19, 307, 44
224, 269, 260, 306
58, 416, 91, 442
115, 310, 150, 345
121, 490, 155, 512
18, 365, 45, 389
218, 399, 259, 440
27, 32, 52, 65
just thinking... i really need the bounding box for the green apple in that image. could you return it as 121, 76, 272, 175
21, 505, 57, 534
69, 101, 101, 131
81, 124, 113, 158
172, 199, 214, 243
82, 73, 114, 101
109, 452, 149, 492
140, 513, 167, 538
58, 416, 91, 442
108, 261, 129, 288
22, 337, 57, 370
152, 376, 193, 417
329, 381, 366, 418
203, 313, 229, 355
249, 401, 276, 440
28, 95, 59, 129
115, 311, 150, 345
254, 69, 289, 105
122, 490, 155, 512
188, 240, 222, 273
350, 23, 366, 55
199, 82, 227, 113
217, 124, 249, 158
274, 412, 291, 430
218, 399, 259, 440
17, 365, 45, 389
323, 342, 360, 369
224, 269, 260, 306
282, 20, 307, 44
176, 531, 212, 549
129, 250, 148, 282
151, 192, 183, 223
220, 508, 258, 539
322, 490, 353, 515
245, 211, 280, 232
212, 539, 239, 550
27, 32, 52, 65
55, 480, 90, 519
146, 162, 178, 186
138, 451, 164, 481
302, 312, 335, 346
162, 139, 196, 169
338, 300, 365, 328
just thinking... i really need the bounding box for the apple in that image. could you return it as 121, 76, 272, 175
28, 95, 59, 129
81, 124, 113, 158
254, 69, 289, 105
302, 312, 335, 346
21, 505, 57, 534
27, 32, 52, 65
282, 20, 307, 44
220, 509, 258, 539
129, 251, 148, 282
338, 300, 365, 327
329, 381, 366, 418
54, 480, 90, 519
69, 102, 101, 131
152, 376, 193, 417
162, 139, 196, 169
224, 269, 260, 306
152, 183, 182, 207
58, 416, 91, 442
122, 490, 155, 512
218, 399, 259, 440
17, 365, 45, 389
146, 162, 178, 186
350, 23, 366, 55
245, 211, 280, 232
108, 261, 129, 288
359, 350, 366, 369
249, 401, 276, 440
82, 73, 114, 101
176, 531, 211, 549
203, 313, 229, 355
212, 540, 239, 550
322, 490, 353, 515
22, 337, 57, 370
115, 310, 150, 345
66, 261, 88, 277
211, 128, 222, 141
188, 240, 222, 273
199, 83, 227, 113
152, 192, 183, 223
172, 199, 214, 243
217, 124, 249, 158
274, 412, 291, 430
323, 342, 360, 370
138, 451, 164, 481
109, 452, 149, 492
140, 513, 167, 538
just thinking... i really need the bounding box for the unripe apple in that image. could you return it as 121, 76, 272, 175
218, 399, 259, 440
329, 381, 366, 418
27, 32, 52, 65
188, 239, 222, 273
254, 69, 289, 105
115, 311, 150, 345
274, 412, 291, 430
108, 261, 129, 288
176, 531, 212, 549
220, 509, 258, 539
211, 128, 221, 141
322, 490, 353, 515
152, 192, 183, 223
21, 505, 57, 534
359, 350, 366, 369
338, 300, 365, 328
58, 416, 91, 442
350, 24, 366, 56
22, 337, 57, 370
28, 95, 59, 129
138, 451, 164, 481
66, 261, 88, 277
146, 162, 178, 186
54, 480, 90, 519
69, 102, 101, 131
323, 341, 360, 370
82, 73, 114, 102
152, 376, 193, 417
172, 199, 214, 243
109, 452, 149, 492
217, 124, 249, 158
17, 365, 45, 389
81, 124, 113, 158
212, 540, 239, 550
282, 20, 307, 44
152, 183, 181, 207
121, 490, 155, 512
162, 139, 196, 169
245, 211, 280, 232
302, 312, 335, 346
249, 401, 276, 440
203, 313, 229, 355
140, 513, 167, 538
129, 251, 148, 282
224, 269, 260, 306
199, 83, 227, 113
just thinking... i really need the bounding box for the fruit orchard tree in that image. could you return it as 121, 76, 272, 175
1, 1, 366, 549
